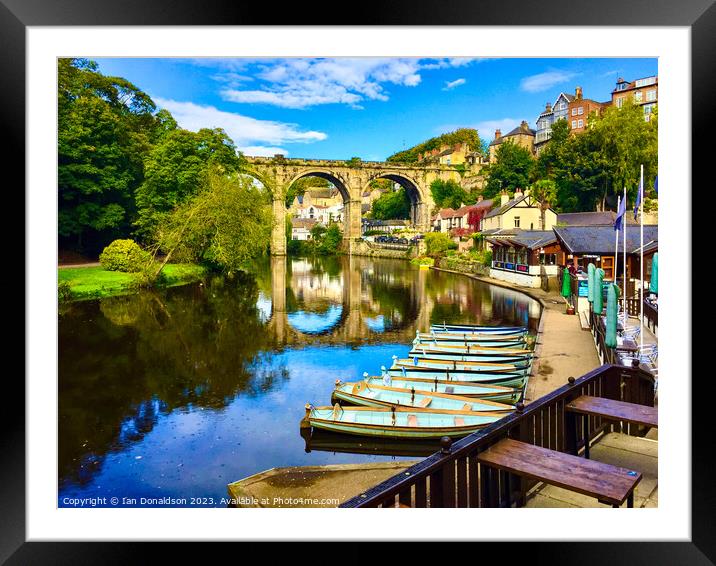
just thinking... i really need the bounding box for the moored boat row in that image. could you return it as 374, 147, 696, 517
301, 324, 535, 439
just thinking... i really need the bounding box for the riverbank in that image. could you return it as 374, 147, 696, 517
58, 263, 208, 301
429, 266, 601, 402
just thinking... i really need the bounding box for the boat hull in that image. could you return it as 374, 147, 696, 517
430, 324, 527, 334
363, 376, 522, 403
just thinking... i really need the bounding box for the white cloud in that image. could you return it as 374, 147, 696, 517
475, 118, 524, 137
218, 57, 477, 109
442, 78, 466, 91
154, 98, 327, 148
238, 146, 289, 157
520, 70, 579, 93
436, 118, 523, 139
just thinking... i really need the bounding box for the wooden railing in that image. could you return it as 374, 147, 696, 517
643, 299, 658, 334
620, 297, 641, 317
340, 364, 654, 508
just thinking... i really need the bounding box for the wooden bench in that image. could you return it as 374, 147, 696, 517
477, 438, 642, 508
566, 395, 657, 458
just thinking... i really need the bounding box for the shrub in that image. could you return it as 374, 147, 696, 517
410, 256, 434, 267
58, 280, 73, 302
425, 232, 458, 257
99, 239, 152, 273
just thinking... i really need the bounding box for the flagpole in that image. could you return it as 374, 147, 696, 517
639, 164, 644, 351
614, 194, 620, 289
623, 186, 627, 325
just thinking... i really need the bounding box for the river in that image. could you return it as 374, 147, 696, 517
58, 255, 541, 507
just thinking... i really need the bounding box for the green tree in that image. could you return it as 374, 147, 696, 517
134, 127, 244, 239
371, 187, 411, 219
483, 141, 535, 199
430, 179, 475, 209
58, 58, 158, 254
152, 171, 272, 275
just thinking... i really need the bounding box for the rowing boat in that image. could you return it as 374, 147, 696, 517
385, 365, 529, 389
332, 380, 515, 413
301, 403, 505, 439
408, 348, 534, 364
412, 340, 534, 355
415, 332, 527, 346
359, 373, 522, 403
393, 356, 531, 372
413, 334, 527, 348
430, 323, 527, 334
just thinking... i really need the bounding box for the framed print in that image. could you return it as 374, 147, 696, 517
6, 0, 711, 560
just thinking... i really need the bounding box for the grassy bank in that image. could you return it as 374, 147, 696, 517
58, 263, 208, 301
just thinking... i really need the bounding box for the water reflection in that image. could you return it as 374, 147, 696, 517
58, 256, 539, 506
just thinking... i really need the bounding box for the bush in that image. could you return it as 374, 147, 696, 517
58, 280, 73, 302
99, 239, 152, 273
425, 232, 458, 257
410, 256, 434, 267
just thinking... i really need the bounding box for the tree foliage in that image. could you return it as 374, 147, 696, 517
430, 179, 475, 210
152, 171, 272, 274
425, 232, 457, 257
483, 141, 535, 199
370, 187, 411, 219
387, 128, 484, 163
536, 102, 657, 212
134, 127, 244, 238
58, 58, 158, 254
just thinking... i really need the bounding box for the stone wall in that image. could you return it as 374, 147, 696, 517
347, 239, 417, 259
436, 256, 491, 277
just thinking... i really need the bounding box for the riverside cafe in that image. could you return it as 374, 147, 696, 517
553, 224, 658, 306
486, 230, 563, 288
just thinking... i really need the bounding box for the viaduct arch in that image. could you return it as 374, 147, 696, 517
242, 156, 462, 255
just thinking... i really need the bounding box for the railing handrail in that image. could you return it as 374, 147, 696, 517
340, 363, 654, 507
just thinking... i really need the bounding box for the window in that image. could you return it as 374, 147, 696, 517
571, 120, 577, 129
571, 108, 577, 116
577, 119, 583, 128
646, 89, 657, 101
634, 91, 643, 102
514, 216, 520, 228
616, 97, 624, 108
577, 107, 584, 115
559, 102, 566, 110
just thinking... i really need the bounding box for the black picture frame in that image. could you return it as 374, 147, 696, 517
6, 0, 708, 561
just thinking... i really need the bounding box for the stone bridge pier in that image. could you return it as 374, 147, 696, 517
242, 156, 460, 255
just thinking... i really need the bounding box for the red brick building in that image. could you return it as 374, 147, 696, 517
567, 86, 608, 133
611, 76, 658, 121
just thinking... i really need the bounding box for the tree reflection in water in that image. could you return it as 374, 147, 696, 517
58, 257, 540, 505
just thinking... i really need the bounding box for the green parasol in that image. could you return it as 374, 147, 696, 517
649, 253, 658, 294
605, 284, 618, 348
587, 263, 596, 303
561, 267, 571, 298
593, 268, 605, 315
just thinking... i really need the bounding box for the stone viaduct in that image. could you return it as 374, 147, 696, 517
242, 156, 463, 255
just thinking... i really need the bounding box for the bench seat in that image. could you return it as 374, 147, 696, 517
477, 438, 642, 507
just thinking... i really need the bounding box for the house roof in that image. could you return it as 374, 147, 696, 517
557, 212, 618, 226
504, 125, 536, 137
557, 211, 651, 227
484, 193, 530, 219
486, 230, 558, 250
291, 218, 319, 229
553, 225, 658, 255
364, 219, 408, 226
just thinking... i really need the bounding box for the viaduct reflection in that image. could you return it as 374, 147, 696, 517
264, 255, 540, 347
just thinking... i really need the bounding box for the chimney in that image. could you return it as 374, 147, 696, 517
514, 188, 524, 199
500, 190, 509, 206
495, 129, 502, 140
545, 102, 552, 112
477, 195, 483, 202
520, 120, 529, 131
523, 188, 530, 197
575, 86, 583, 100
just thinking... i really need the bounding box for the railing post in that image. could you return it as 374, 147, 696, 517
565, 376, 579, 455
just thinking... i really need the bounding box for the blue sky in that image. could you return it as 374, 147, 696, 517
95, 57, 657, 160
